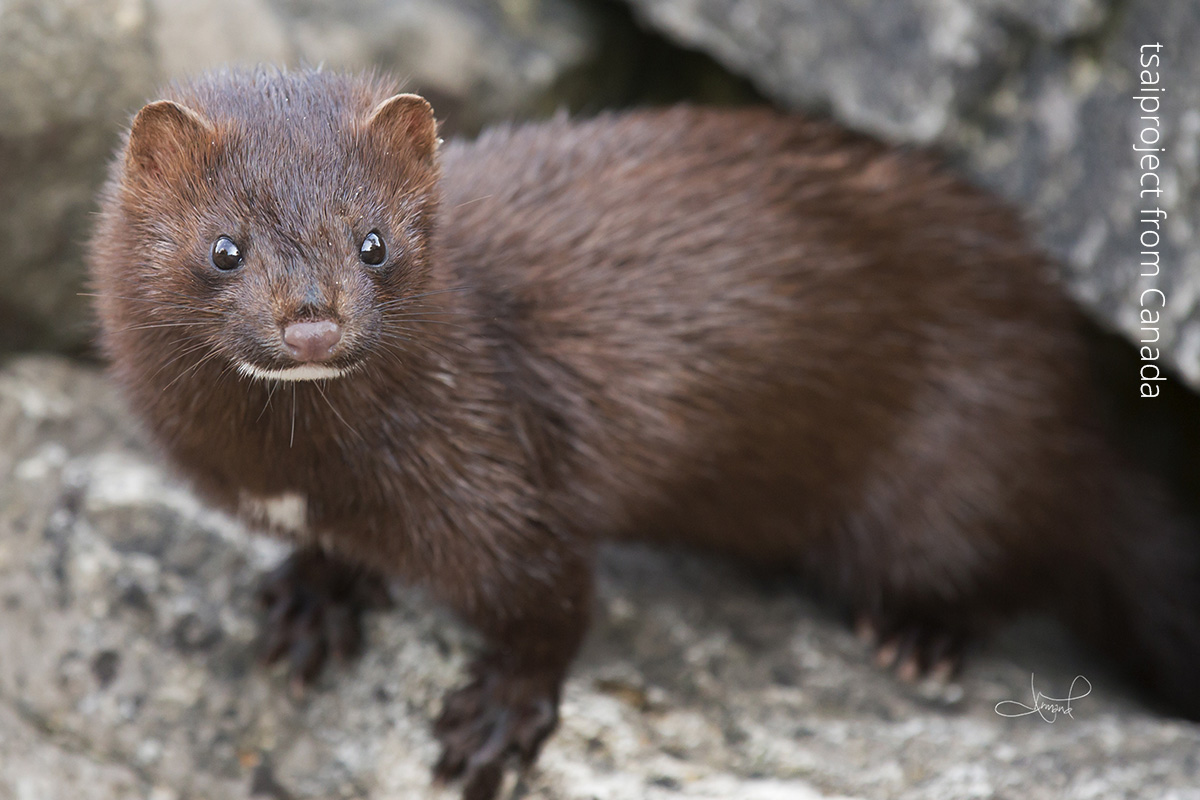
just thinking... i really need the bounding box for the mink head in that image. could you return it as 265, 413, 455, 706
91, 69, 442, 385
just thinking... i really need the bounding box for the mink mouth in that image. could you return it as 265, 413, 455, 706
235, 360, 360, 382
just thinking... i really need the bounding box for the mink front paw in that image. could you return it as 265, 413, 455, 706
256, 547, 391, 690
433, 658, 562, 800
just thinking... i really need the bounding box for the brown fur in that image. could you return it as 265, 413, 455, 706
89, 68, 1200, 799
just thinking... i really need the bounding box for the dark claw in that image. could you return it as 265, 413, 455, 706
462, 762, 504, 800
255, 547, 391, 688
287, 611, 329, 686
433, 659, 561, 800
857, 611, 970, 682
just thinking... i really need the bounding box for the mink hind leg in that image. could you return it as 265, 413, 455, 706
839, 451, 1200, 720
256, 546, 393, 687
814, 491, 1045, 683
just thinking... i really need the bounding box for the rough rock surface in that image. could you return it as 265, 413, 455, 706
3, 355, 1199, 798
624, 0, 1200, 388
622, 0, 1116, 142
0, 0, 609, 353
0, 0, 157, 352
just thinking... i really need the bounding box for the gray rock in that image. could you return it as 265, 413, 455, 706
3, 354, 1199, 798
623, 0, 1200, 389
621, 0, 1117, 142
0, 0, 158, 352
0, 0, 609, 353
622, 0, 1092, 143
963, 1, 1200, 389
982, 0, 1112, 41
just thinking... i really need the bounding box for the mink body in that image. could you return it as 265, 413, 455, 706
89, 69, 1200, 799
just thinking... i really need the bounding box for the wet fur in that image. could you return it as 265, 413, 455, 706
90, 68, 1200, 797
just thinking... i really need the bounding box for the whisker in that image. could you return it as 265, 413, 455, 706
377, 327, 474, 357
375, 286, 475, 310
399, 286, 474, 302
78, 292, 222, 316
375, 304, 480, 320
374, 293, 472, 307
313, 380, 363, 444
383, 317, 469, 329
109, 322, 209, 334
161, 347, 224, 392
211, 358, 241, 395
379, 302, 467, 312
257, 378, 279, 422
453, 195, 493, 210
148, 339, 215, 384
155, 287, 227, 304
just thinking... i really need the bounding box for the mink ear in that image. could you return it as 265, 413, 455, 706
365, 93, 439, 165
126, 100, 215, 184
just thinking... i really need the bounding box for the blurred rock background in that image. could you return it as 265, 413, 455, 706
3, 1, 1200, 798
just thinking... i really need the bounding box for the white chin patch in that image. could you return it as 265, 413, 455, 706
236, 362, 349, 382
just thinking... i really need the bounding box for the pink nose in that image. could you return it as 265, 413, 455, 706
283, 320, 342, 362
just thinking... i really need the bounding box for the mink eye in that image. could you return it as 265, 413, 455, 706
359, 231, 386, 266
210, 236, 244, 271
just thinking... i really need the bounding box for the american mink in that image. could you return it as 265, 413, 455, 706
89, 68, 1200, 798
